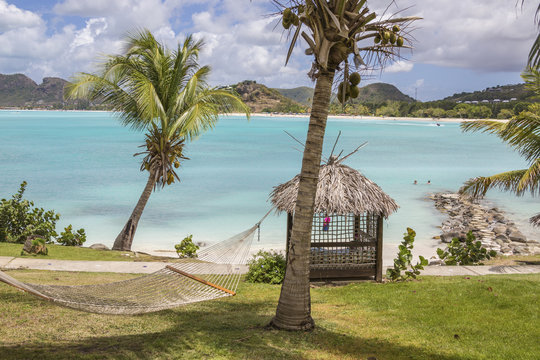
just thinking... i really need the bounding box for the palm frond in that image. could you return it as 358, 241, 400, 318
459, 169, 534, 197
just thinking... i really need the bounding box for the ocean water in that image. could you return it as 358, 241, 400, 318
0, 110, 538, 262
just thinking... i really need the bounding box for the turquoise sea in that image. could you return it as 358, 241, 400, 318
0, 110, 538, 262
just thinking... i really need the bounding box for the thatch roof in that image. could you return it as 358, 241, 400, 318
270, 158, 398, 218
530, 213, 540, 227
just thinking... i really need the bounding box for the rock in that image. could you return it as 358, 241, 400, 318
89, 243, 110, 250
195, 241, 207, 247
22, 235, 48, 255
440, 232, 459, 243
429, 259, 444, 265
508, 231, 527, 243
495, 233, 509, 242
493, 225, 507, 235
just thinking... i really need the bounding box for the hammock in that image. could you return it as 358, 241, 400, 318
0, 213, 269, 315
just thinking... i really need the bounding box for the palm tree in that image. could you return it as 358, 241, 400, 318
269, 1, 419, 330
460, 66, 540, 227
66, 30, 250, 251
520, 1, 540, 67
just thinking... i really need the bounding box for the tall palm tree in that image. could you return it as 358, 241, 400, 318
270, 1, 419, 330
460, 66, 540, 227
66, 30, 250, 251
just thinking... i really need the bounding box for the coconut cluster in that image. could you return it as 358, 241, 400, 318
337, 72, 361, 104
282, 7, 301, 29
374, 25, 404, 47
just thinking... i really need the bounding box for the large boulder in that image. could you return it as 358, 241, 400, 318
508, 231, 527, 243
493, 225, 507, 235
89, 243, 110, 250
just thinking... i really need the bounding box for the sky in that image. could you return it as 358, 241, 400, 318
0, 0, 537, 101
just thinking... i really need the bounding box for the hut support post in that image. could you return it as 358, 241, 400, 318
376, 216, 383, 282
354, 215, 360, 241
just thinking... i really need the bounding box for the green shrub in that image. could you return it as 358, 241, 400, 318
386, 228, 428, 282
0, 181, 60, 243
57, 225, 87, 246
437, 231, 497, 265
245, 250, 286, 284
175, 235, 199, 258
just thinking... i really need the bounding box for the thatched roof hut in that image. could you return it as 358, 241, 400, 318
270, 157, 398, 217
271, 155, 398, 282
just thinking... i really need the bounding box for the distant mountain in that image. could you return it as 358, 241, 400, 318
275, 82, 414, 106
443, 83, 535, 102
231, 80, 306, 113
350, 82, 415, 103
274, 86, 314, 106
0, 73, 68, 107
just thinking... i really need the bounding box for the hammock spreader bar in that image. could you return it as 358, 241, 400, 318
165, 265, 236, 296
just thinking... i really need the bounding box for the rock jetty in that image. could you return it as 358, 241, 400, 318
430, 193, 540, 256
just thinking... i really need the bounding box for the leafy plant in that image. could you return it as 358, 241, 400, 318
57, 225, 87, 246
0, 181, 60, 243
386, 228, 428, 282
21, 236, 48, 255
437, 231, 497, 265
175, 235, 199, 258
245, 250, 286, 285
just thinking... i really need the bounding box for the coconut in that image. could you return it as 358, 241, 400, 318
390, 33, 397, 44
374, 35, 381, 44
283, 8, 292, 20
392, 25, 400, 33
282, 17, 291, 29
349, 86, 359, 99
383, 31, 391, 40
292, 15, 299, 27
397, 37, 404, 47
349, 72, 361, 86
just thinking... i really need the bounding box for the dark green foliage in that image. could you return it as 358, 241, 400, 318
245, 250, 286, 284
57, 225, 86, 246
437, 231, 497, 265
0, 182, 59, 243
386, 228, 428, 282
175, 235, 199, 258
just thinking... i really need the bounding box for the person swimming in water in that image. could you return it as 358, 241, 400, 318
414, 180, 418, 185
427, 180, 431, 184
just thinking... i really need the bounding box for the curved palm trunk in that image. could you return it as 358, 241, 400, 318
112, 169, 156, 251
270, 68, 335, 330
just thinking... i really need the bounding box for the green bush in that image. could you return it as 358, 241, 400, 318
245, 250, 286, 284
0, 181, 60, 243
437, 231, 497, 265
57, 225, 87, 246
386, 228, 428, 282
175, 235, 199, 258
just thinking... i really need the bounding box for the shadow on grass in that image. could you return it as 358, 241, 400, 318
1, 296, 469, 360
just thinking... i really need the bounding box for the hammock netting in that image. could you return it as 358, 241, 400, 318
0, 221, 262, 315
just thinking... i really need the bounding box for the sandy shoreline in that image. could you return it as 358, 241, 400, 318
0, 109, 507, 123
224, 112, 507, 123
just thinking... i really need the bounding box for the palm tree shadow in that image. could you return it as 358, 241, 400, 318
1, 298, 470, 360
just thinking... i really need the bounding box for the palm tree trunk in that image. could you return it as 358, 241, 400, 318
112, 169, 156, 251
270, 68, 335, 330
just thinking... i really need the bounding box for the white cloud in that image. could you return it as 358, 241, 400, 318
392, 0, 537, 72
71, 18, 108, 49
385, 61, 414, 73
0, 0, 42, 32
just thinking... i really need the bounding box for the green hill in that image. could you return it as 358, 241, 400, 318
231, 80, 306, 113
443, 83, 535, 102
350, 82, 414, 103
274, 86, 314, 106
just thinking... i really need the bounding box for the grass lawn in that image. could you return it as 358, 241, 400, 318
0, 271, 538, 360
0, 242, 176, 262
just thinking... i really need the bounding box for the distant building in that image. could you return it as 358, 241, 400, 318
493, 99, 500, 103
502, 100, 509, 103
481, 100, 489, 103
472, 101, 479, 104
510, 98, 517, 101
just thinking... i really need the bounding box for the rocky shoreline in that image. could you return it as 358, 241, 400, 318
430, 193, 540, 256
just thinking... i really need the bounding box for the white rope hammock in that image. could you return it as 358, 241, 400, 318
0, 213, 270, 315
